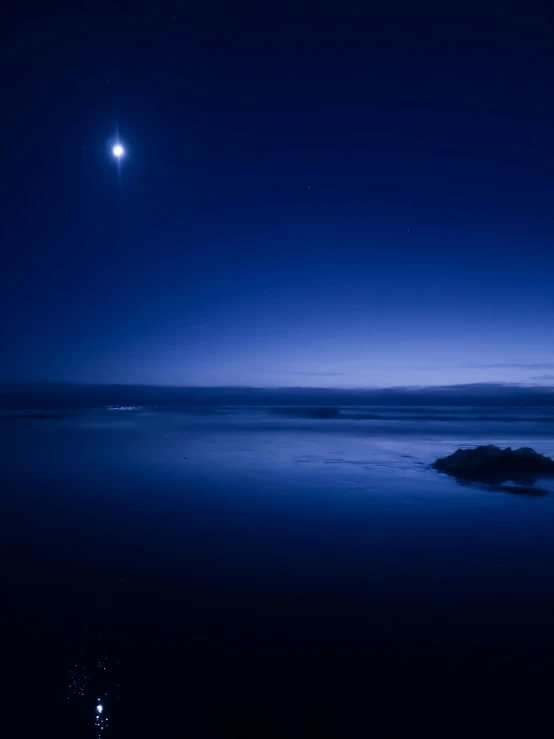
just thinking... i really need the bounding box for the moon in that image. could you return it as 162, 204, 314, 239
112, 144, 124, 158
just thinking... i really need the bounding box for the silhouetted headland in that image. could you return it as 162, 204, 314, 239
0, 382, 553, 410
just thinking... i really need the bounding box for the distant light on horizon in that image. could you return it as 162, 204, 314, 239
112, 144, 124, 158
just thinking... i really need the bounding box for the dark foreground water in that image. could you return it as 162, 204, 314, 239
3, 406, 554, 736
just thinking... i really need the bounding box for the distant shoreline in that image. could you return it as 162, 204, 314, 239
0, 382, 553, 411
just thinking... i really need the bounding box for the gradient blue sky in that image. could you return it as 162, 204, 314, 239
2, 2, 553, 387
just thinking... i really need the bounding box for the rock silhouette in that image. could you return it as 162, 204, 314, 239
433, 445, 554, 484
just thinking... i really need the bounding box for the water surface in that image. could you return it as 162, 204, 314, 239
3, 406, 554, 735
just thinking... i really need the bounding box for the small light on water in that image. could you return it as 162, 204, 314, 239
96, 704, 103, 714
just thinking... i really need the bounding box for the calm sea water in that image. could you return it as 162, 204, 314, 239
3, 406, 554, 735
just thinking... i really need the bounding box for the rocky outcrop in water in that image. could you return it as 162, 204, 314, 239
433, 445, 554, 484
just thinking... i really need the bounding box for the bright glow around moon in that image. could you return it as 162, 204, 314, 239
96, 704, 103, 714
112, 144, 124, 158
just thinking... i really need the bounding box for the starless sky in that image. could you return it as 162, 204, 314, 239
1, 1, 553, 387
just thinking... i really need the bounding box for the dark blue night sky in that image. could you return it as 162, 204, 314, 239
2, 1, 554, 387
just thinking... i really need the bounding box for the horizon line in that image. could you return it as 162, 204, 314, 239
1, 381, 554, 392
